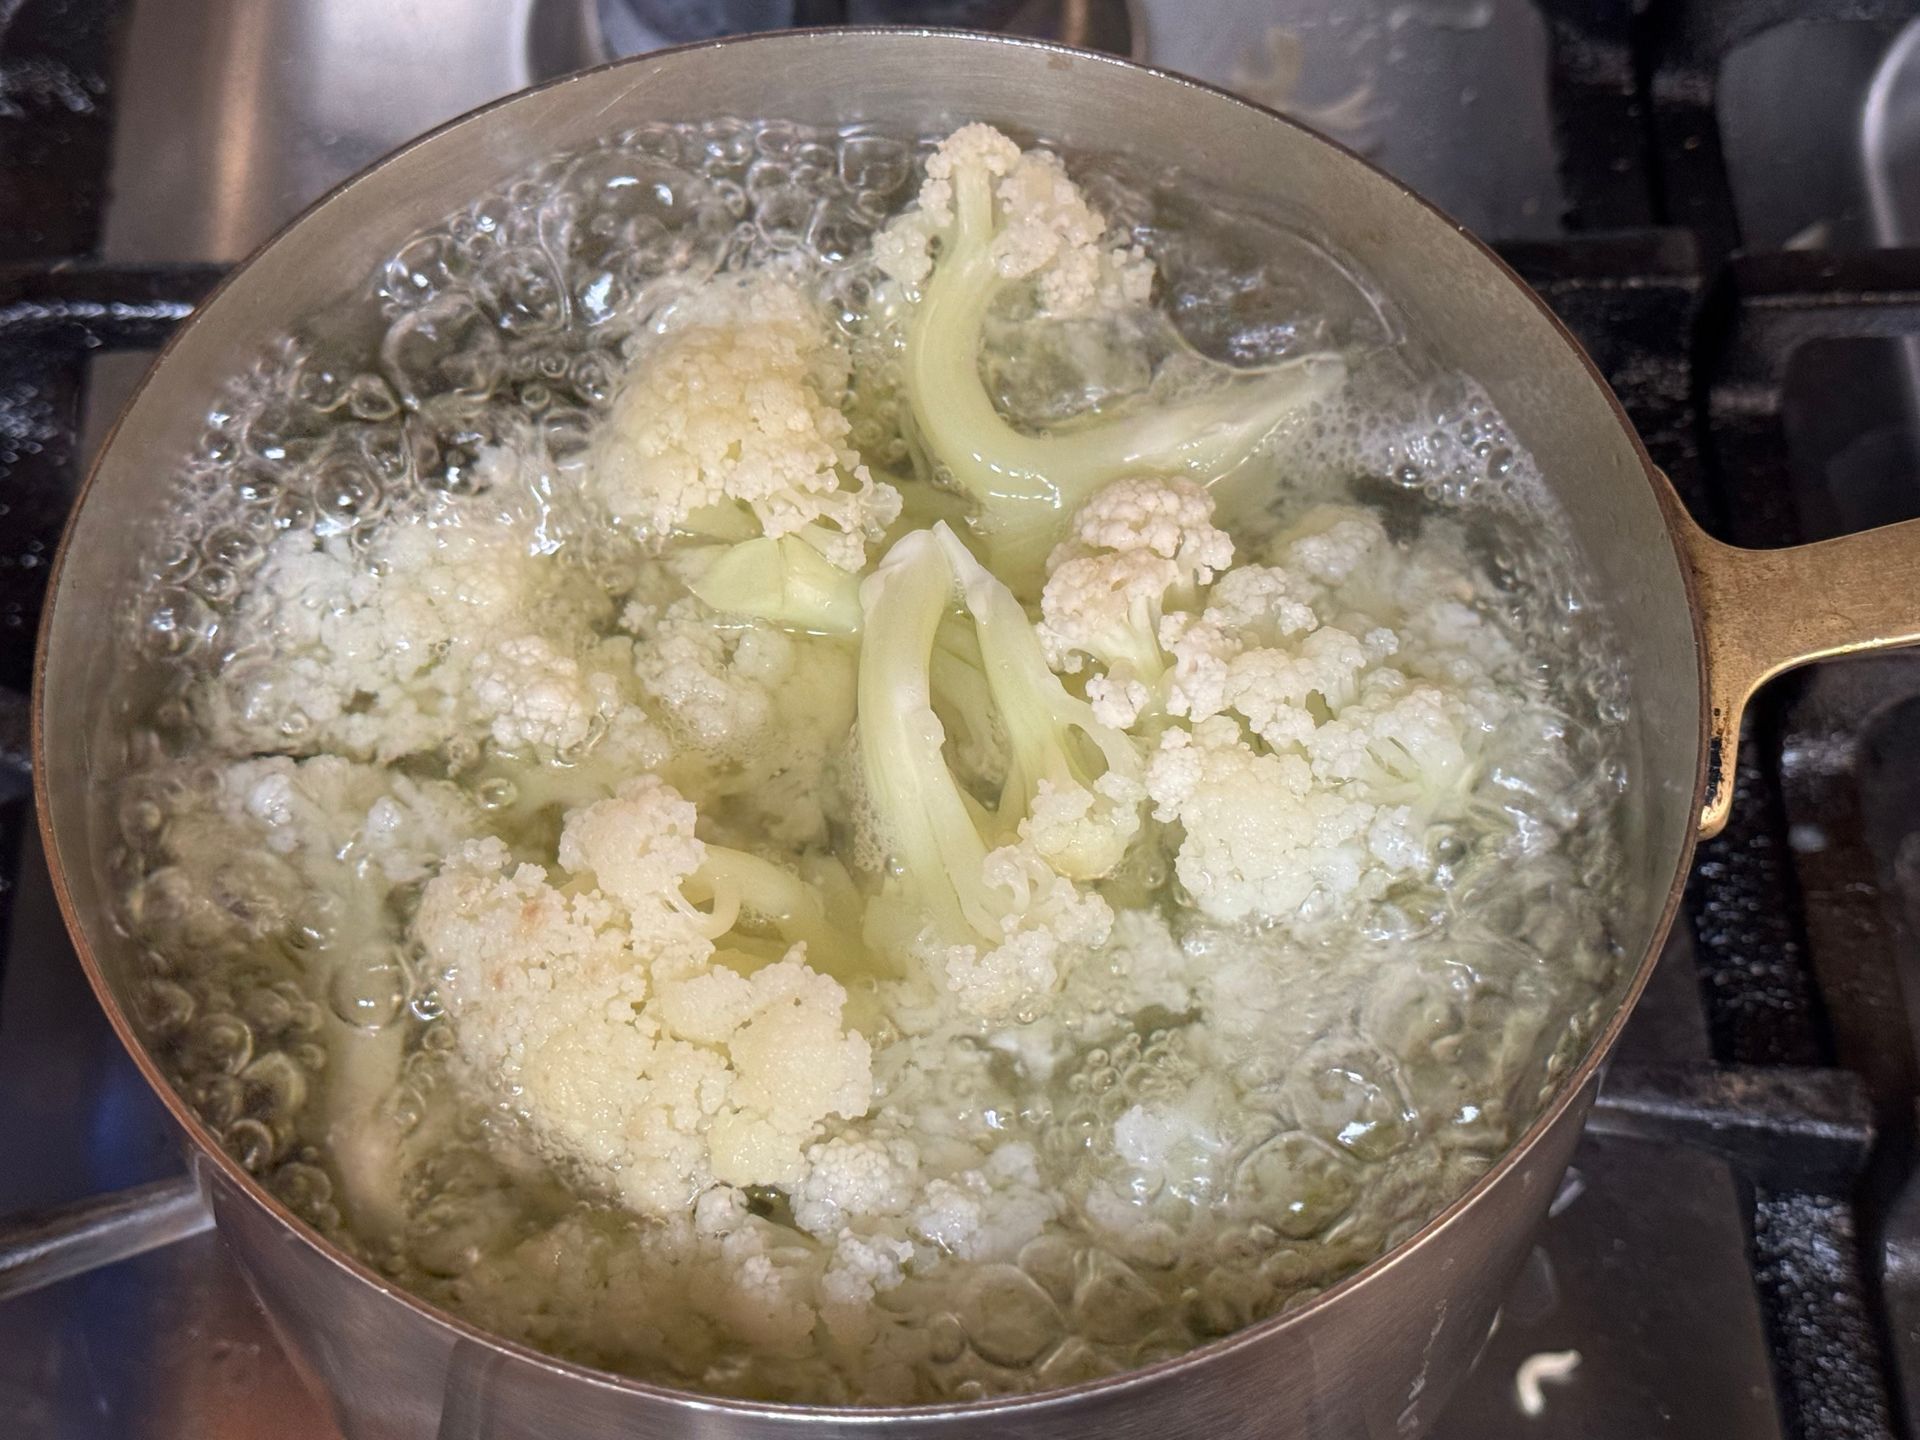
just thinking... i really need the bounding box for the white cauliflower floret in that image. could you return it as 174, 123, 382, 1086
224, 754, 481, 886
467, 633, 626, 756
1026, 495, 1527, 928
416, 777, 873, 1215
554, 769, 708, 916
591, 271, 901, 570
875, 124, 1150, 318
1145, 716, 1417, 925
627, 596, 782, 750
139, 754, 480, 960
1058, 474, 1236, 577
206, 495, 626, 763
791, 1135, 921, 1238
624, 594, 855, 851
819, 1231, 916, 1331
1037, 477, 1234, 723
908, 1142, 1059, 1262
708, 959, 875, 1186
918, 840, 1115, 1021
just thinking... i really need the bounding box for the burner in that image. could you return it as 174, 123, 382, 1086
4, 3, 1920, 1436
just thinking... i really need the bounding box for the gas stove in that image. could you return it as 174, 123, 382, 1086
3, 2, 1918, 1436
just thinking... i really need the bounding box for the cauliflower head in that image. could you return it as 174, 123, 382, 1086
591, 270, 901, 571
204, 491, 632, 766
1034, 481, 1523, 927
416, 776, 873, 1214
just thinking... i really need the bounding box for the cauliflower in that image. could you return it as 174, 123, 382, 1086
1027, 488, 1523, 926
468, 632, 630, 755
204, 491, 628, 764
415, 777, 874, 1214
875, 123, 1343, 592
1145, 715, 1423, 924
1036, 475, 1235, 726
791, 1135, 921, 1237
906, 1142, 1059, 1262
854, 524, 1141, 1017
623, 594, 857, 851
591, 271, 901, 571
119, 117, 1612, 1406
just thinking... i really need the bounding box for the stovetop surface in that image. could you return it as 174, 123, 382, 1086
6, 2, 1920, 1437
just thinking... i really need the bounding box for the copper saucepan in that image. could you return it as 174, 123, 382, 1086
22, 27, 1920, 1440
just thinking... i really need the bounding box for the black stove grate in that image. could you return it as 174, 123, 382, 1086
4, 2, 1920, 1438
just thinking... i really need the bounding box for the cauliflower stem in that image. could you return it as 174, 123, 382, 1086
857, 523, 1143, 955
894, 125, 1346, 592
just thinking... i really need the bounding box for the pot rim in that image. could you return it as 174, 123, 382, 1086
31, 24, 1710, 1422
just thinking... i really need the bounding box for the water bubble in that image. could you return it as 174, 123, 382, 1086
182, 1012, 254, 1077
141, 588, 212, 657
958, 1266, 1064, 1367
475, 777, 518, 810
837, 134, 910, 194
384, 233, 469, 305
746, 159, 792, 195
191, 1073, 245, 1129
136, 978, 196, 1035
1035, 1337, 1120, 1389
381, 294, 503, 407
1017, 1234, 1077, 1305
271, 1161, 334, 1218
226, 1117, 278, 1172
241, 984, 296, 1035
621, 123, 684, 164
344, 374, 400, 422
926, 1312, 967, 1364
329, 950, 407, 1031
700, 118, 755, 170
242, 1050, 309, 1120
1071, 1252, 1160, 1346
484, 249, 567, 336
1234, 1132, 1360, 1239
292, 358, 351, 414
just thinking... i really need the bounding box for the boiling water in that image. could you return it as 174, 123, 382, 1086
104, 118, 1632, 1404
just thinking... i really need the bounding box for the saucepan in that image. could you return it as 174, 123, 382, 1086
19, 27, 1920, 1440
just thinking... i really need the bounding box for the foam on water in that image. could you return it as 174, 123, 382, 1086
101, 117, 1634, 1404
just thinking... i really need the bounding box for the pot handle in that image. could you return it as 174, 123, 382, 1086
1664, 482, 1920, 837
0, 1175, 213, 1302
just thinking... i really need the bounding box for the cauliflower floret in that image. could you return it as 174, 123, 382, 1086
417, 777, 873, 1215
1145, 716, 1418, 925
877, 124, 1341, 593
590, 271, 900, 571
791, 1134, 921, 1238
627, 596, 783, 751
918, 840, 1115, 1021
875, 124, 1150, 318
908, 1143, 1059, 1262
708, 958, 875, 1187
621, 593, 857, 851
136, 753, 480, 961
1026, 493, 1526, 928
1058, 474, 1236, 577
1037, 477, 1235, 722
819, 1231, 916, 1336
224, 754, 481, 886
205, 495, 626, 764
468, 633, 626, 756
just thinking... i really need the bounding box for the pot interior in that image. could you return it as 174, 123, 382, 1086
35, 23, 1702, 1405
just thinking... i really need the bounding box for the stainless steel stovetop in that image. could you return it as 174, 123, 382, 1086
6, 2, 1920, 1436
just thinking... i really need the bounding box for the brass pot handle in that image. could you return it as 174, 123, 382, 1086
1663, 480, 1920, 837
